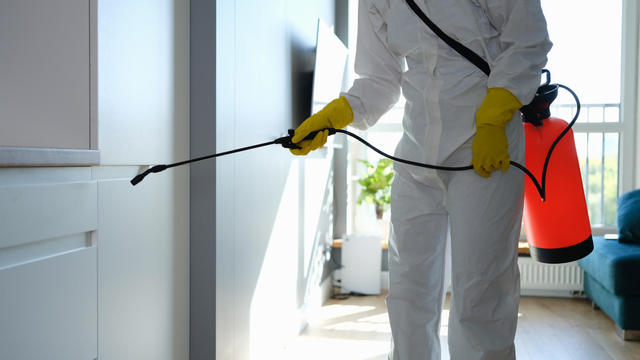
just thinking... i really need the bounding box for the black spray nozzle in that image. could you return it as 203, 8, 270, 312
130, 164, 168, 186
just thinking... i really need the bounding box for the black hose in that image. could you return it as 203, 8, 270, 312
334, 85, 581, 201
332, 128, 544, 200
540, 84, 581, 199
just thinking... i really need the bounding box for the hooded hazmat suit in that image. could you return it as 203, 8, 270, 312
341, 0, 552, 359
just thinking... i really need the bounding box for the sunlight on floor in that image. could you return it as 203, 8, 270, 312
285, 337, 391, 360
283, 293, 450, 360
283, 295, 640, 360
323, 320, 390, 333
310, 304, 376, 324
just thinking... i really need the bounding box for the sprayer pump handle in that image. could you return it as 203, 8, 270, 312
294, 128, 337, 141
275, 128, 337, 149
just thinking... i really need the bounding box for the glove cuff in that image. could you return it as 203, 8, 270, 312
329, 96, 354, 129
476, 87, 522, 128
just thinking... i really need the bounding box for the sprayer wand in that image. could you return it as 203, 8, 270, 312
130, 139, 278, 186
130, 129, 325, 186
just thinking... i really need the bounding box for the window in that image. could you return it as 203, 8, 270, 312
543, 0, 632, 231
348, 0, 637, 234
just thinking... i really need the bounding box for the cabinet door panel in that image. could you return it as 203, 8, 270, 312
0, 0, 90, 149
0, 246, 98, 360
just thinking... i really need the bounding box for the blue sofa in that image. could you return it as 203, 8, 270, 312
578, 190, 640, 340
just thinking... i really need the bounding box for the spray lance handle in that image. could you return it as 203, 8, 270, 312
274, 128, 337, 149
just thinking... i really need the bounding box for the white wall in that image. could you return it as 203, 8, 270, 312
216, 1, 338, 358
0, 1, 190, 359
97, 1, 189, 358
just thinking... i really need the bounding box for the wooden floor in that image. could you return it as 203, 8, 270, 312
283, 293, 640, 360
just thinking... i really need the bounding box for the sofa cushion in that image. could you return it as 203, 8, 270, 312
618, 189, 640, 244
578, 236, 640, 296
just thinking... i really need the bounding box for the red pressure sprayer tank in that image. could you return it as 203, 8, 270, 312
520, 78, 593, 263
523, 118, 593, 263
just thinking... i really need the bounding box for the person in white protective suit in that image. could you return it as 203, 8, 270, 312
291, 0, 552, 359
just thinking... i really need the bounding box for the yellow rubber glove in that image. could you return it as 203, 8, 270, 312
471, 87, 522, 177
290, 96, 354, 156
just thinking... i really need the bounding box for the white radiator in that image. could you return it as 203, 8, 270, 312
518, 256, 584, 297
379, 257, 584, 297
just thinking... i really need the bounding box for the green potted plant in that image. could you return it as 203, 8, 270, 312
357, 158, 394, 220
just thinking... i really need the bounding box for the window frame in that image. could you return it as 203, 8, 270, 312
619, 0, 638, 197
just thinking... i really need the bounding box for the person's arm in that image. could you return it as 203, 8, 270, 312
475, 0, 553, 104
343, 0, 404, 130
470, 0, 551, 176
290, 0, 403, 155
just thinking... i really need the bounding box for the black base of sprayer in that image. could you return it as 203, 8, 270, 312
529, 236, 594, 264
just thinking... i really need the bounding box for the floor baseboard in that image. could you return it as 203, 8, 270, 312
615, 324, 640, 341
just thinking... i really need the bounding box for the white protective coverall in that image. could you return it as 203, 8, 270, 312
341, 0, 551, 359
